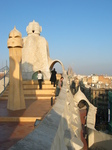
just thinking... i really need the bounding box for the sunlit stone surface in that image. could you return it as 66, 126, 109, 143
22, 20, 64, 80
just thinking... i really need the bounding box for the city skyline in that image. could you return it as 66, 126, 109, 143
0, 0, 112, 75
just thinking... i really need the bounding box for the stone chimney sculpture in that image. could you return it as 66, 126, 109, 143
22, 20, 64, 80
7, 27, 26, 110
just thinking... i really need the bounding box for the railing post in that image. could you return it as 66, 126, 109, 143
51, 96, 53, 106
4, 72, 5, 90
34, 119, 41, 127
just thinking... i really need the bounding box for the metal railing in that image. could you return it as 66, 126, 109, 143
0, 66, 9, 95
0, 66, 9, 73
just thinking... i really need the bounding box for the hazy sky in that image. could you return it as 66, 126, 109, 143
0, 0, 112, 75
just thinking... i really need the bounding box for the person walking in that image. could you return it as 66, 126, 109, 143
37, 70, 43, 89
50, 68, 57, 87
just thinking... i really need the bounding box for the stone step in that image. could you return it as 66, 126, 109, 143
22, 80, 51, 85
23, 84, 56, 89
0, 117, 42, 122
24, 96, 55, 100
2, 90, 55, 95
0, 80, 56, 101
0, 96, 55, 101
5, 84, 55, 90
5, 85, 56, 91
24, 89, 55, 95
1, 93, 55, 98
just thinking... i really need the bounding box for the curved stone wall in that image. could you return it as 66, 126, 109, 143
9, 74, 83, 150
74, 88, 97, 130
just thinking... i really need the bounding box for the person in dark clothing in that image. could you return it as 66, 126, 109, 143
71, 80, 76, 96
50, 68, 57, 87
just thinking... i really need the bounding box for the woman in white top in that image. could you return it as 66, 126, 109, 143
37, 70, 43, 89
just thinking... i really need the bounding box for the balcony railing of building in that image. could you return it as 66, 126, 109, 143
0, 65, 9, 95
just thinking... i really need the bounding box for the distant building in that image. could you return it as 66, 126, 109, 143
80, 74, 112, 131
99, 75, 111, 84
82, 75, 112, 89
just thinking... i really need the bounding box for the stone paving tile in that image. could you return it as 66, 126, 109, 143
0, 99, 51, 117
0, 99, 52, 150
0, 122, 34, 150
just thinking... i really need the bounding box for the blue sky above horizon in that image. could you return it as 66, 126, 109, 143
0, 0, 112, 75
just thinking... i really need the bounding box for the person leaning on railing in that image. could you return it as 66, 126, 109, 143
55, 76, 64, 97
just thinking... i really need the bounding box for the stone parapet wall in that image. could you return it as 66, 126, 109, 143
9, 74, 83, 150
88, 129, 112, 150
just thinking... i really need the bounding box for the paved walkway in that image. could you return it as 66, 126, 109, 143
0, 99, 51, 150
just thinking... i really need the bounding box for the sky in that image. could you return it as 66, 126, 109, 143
0, 0, 112, 75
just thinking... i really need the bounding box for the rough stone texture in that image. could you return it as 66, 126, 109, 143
9, 73, 84, 150
88, 129, 112, 150
22, 20, 64, 80
74, 87, 97, 130
7, 27, 23, 48
7, 27, 25, 110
